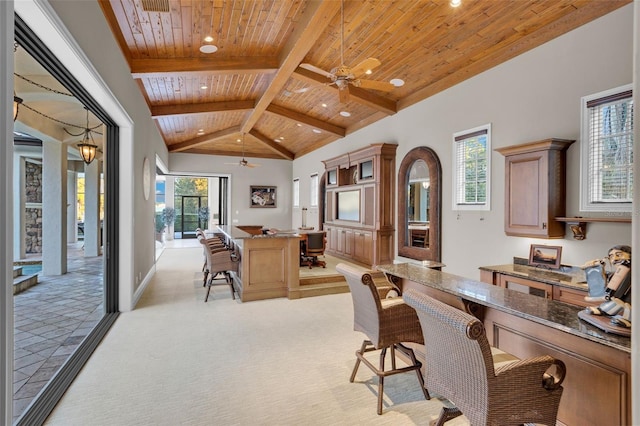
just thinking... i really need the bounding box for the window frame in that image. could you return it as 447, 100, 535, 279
292, 177, 300, 208
580, 84, 633, 212
309, 173, 318, 208
452, 123, 491, 211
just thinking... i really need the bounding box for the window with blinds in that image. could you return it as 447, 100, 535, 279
310, 173, 318, 207
452, 124, 491, 211
293, 178, 300, 208
581, 85, 633, 212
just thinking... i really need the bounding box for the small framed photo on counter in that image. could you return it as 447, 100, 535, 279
528, 244, 562, 269
250, 185, 276, 208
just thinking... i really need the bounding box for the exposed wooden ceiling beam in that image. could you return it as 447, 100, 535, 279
265, 104, 345, 137
168, 125, 241, 153
240, 0, 342, 135
248, 129, 295, 161
293, 67, 397, 115
130, 57, 278, 79
150, 101, 254, 118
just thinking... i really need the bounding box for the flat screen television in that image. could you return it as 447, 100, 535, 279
337, 189, 360, 221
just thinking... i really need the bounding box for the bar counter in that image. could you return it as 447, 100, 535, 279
216, 225, 301, 302
377, 262, 631, 426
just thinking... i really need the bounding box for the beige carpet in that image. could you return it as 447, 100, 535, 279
44, 247, 469, 426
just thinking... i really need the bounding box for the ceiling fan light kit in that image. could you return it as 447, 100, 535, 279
224, 134, 261, 168
296, 1, 400, 103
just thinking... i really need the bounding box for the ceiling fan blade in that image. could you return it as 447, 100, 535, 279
350, 57, 382, 77
246, 163, 260, 168
357, 79, 396, 92
293, 86, 315, 94
339, 86, 350, 103
300, 63, 334, 79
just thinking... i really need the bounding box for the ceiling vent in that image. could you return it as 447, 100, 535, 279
141, 0, 169, 12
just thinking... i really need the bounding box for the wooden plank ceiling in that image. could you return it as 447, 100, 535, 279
99, 0, 629, 161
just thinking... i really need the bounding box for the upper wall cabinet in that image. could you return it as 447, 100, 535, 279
496, 138, 574, 238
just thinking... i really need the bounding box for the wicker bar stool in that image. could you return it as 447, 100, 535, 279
198, 235, 239, 302
403, 289, 566, 426
336, 263, 430, 415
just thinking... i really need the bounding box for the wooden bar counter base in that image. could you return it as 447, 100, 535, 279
217, 225, 300, 302
377, 263, 631, 426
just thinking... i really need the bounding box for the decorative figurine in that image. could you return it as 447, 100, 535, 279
579, 245, 631, 335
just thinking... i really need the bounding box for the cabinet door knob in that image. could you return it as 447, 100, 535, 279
543, 222, 547, 229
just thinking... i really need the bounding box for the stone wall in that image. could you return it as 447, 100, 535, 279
25, 161, 42, 253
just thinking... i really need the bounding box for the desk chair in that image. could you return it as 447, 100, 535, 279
301, 231, 326, 268
336, 263, 430, 415
403, 290, 566, 426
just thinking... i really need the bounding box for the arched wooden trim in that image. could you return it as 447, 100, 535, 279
397, 147, 442, 262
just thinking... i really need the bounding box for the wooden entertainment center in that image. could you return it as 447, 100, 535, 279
322, 143, 397, 267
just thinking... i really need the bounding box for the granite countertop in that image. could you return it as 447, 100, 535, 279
377, 263, 630, 353
479, 263, 588, 291
217, 225, 302, 240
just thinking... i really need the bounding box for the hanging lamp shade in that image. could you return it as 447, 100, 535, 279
78, 134, 98, 164
77, 108, 98, 164
13, 95, 23, 121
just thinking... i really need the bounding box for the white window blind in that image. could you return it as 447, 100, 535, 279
582, 88, 633, 211
452, 124, 491, 211
293, 178, 300, 208
310, 173, 318, 207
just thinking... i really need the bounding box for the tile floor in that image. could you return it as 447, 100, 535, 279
12, 244, 104, 423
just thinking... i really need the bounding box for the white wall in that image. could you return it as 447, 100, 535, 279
170, 153, 292, 230
294, 4, 634, 279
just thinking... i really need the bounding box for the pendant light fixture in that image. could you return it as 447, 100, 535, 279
13, 93, 23, 122
77, 108, 98, 164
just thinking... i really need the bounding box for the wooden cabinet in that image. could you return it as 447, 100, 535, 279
323, 143, 397, 267
553, 285, 591, 308
496, 138, 574, 238
497, 274, 552, 299
482, 270, 588, 307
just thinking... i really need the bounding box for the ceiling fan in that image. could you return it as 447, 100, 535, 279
297, 0, 397, 103
224, 134, 260, 168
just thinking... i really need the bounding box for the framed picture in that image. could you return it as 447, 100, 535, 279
250, 186, 277, 208
528, 244, 562, 269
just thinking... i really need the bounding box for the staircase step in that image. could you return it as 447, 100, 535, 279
296, 269, 389, 299
13, 274, 38, 295
13, 266, 23, 278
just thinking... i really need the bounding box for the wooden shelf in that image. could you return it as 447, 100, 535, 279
555, 216, 631, 240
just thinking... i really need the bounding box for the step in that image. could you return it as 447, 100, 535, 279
13, 274, 39, 295
295, 270, 390, 299
13, 266, 22, 279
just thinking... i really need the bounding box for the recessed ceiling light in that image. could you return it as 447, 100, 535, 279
450, 0, 461, 7
274, 138, 281, 143
365, 69, 372, 75
203, 35, 214, 43
312, 129, 321, 134
200, 85, 208, 90
339, 111, 351, 117
236, 138, 241, 143
296, 123, 302, 127
390, 78, 405, 87
321, 103, 328, 108
199, 44, 218, 54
